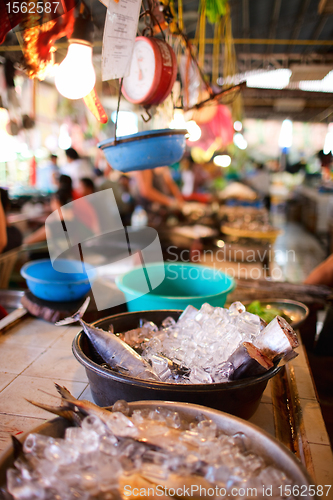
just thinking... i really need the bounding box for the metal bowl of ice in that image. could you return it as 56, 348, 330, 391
0, 401, 313, 496
73, 309, 282, 420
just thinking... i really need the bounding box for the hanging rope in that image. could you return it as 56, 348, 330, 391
212, 19, 222, 85
222, 4, 243, 120
198, 0, 206, 70
178, 0, 183, 32
114, 78, 123, 144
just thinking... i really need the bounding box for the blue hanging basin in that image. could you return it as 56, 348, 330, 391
97, 129, 187, 172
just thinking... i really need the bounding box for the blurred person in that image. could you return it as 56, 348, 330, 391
245, 163, 271, 210
0, 192, 7, 253
37, 154, 59, 193
318, 149, 333, 182
98, 168, 134, 226
77, 178, 95, 197
131, 166, 184, 210
181, 158, 195, 197
0, 188, 23, 253
24, 175, 100, 245
304, 254, 333, 288
61, 148, 93, 189
304, 255, 333, 355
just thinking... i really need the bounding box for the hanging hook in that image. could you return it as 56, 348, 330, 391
141, 107, 152, 122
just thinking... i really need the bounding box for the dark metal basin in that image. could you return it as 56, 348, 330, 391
243, 299, 309, 329
0, 402, 313, 495
72, 310, 281, 420
0, 290, 24, 313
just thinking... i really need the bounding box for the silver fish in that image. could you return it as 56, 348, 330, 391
56, 298, 160, 382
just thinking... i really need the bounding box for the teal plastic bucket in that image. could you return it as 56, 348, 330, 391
116, 262, 235, 312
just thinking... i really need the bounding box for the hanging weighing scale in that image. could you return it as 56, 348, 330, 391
122, 0, 178, 107
122, 36, 177, 107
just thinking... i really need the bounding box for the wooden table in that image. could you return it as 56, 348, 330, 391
0, 315, 332, 497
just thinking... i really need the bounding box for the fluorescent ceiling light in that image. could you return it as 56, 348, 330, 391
299, 70, 333, 93
246, 69, 291, 90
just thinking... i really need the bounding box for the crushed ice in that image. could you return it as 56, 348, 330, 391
137, 302, 262, 384
6, 403, 293, 500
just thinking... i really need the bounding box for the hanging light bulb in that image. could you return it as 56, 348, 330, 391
55, 16, 95, 100
214, 155, 231, 168
186, 120, 201, 142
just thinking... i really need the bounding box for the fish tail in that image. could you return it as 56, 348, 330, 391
11, 435, 23, 459
55, 297, 90, 326
54, 383, 77, 402
26, 398, 76, 422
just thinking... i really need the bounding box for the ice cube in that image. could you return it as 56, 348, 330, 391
99, 435, 118, 455
189, 367, 212, 384
112, 399, 130, 416
162, 316, 176, 328
150, 355, 171, 381
142, 321, 158, 333
124, 328, 143, 344
197, 419, 217, 439
178, 305, 198, 322
82, 415, 106, 435
106, 412, 138, 437
23, 434, 54, 458
6, 469, 44, 500
200, 303, 215, 315
237, 311, 260, 337
228, 301, 246, 316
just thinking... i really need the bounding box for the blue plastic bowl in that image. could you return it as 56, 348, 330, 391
116, 262, 235, 312
21, 259, 95, 302
97, 129, 187, 172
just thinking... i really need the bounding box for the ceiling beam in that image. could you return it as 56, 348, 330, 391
242, 87, 333, 100
243, 106, 329, 121
311, 105, 333, 122
242, 0, 250, 58
1, 39, 332, 55
318, 0, 333, 14
287, 0, 311, 53
267, 0, 282, 54
303, 13, 329, 53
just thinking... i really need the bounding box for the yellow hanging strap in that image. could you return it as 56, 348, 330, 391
222, 5, 233, 86
212, 19, 222, 85
222, 4, 243, 121
198, 0, 206, 70
178, 0, 183, 32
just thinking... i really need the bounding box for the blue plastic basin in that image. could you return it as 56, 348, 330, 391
97, 129, 187, 172
21, 259, 95, 302
116, 262, 235, 312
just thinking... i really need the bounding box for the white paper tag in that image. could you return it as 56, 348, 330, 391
101, 0, 142, 81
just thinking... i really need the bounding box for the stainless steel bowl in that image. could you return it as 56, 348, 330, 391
243, 299, 309, 329
0, 401, 313, 495
72, 310, 281, 419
